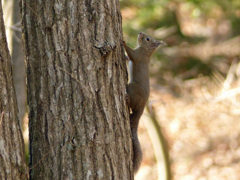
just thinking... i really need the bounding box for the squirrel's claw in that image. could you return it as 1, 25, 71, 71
125, 93, 131, 107
121, 40, 126, 47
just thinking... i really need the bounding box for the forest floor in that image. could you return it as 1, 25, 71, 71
136, 68, 240, 180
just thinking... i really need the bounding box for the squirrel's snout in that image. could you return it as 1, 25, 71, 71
159, 40, 167, 46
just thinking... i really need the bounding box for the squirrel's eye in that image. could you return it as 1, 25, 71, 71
146, 38, 150, 41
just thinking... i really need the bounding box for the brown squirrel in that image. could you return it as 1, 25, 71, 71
122, 32, 166, 173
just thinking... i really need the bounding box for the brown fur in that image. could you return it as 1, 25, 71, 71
123, 32, 166, 173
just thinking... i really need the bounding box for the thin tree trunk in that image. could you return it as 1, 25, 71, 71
2, 0, 26, 122
20, 0, 133, 179
0, 1, 28, 179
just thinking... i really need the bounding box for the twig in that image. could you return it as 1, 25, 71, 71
215, 87, 240, 102
5, 25, 21, 32
55, 65, 81, 84
223, 58, 238, 90
23, 1, 40, 20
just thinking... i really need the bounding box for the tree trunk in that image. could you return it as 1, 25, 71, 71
2, 0, 26, 122
0, 1, 28, 179
20, 0, 133, 179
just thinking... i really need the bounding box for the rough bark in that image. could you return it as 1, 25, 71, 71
0, 1, 28, 179
20, 0, 133, 179
2, 0, 26, 122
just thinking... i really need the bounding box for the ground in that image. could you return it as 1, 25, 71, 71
136, 69, 240, 180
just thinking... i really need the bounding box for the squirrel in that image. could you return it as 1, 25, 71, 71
122, 32, 166, 173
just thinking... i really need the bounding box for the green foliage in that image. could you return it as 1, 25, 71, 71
120, 0, 240, 80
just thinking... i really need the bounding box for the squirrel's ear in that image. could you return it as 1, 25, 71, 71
137, 33, 144, 45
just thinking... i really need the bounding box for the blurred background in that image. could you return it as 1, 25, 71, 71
120, 0, 240, 179
2, 0, 240, 179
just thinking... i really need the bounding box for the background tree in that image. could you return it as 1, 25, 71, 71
20, 0, 133, 179
2, 0, 26, 122
0, 1, 27, 179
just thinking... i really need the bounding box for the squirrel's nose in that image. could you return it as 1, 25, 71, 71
160, 41, 167, 46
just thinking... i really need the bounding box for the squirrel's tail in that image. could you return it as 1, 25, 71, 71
132, 128, 143, 174
130, 108, 144, 174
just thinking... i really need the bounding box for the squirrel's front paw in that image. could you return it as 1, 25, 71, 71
125, 93, 130, 106
121, 40, 126, 47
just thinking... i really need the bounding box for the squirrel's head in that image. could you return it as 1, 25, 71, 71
137, 32, 166, 54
